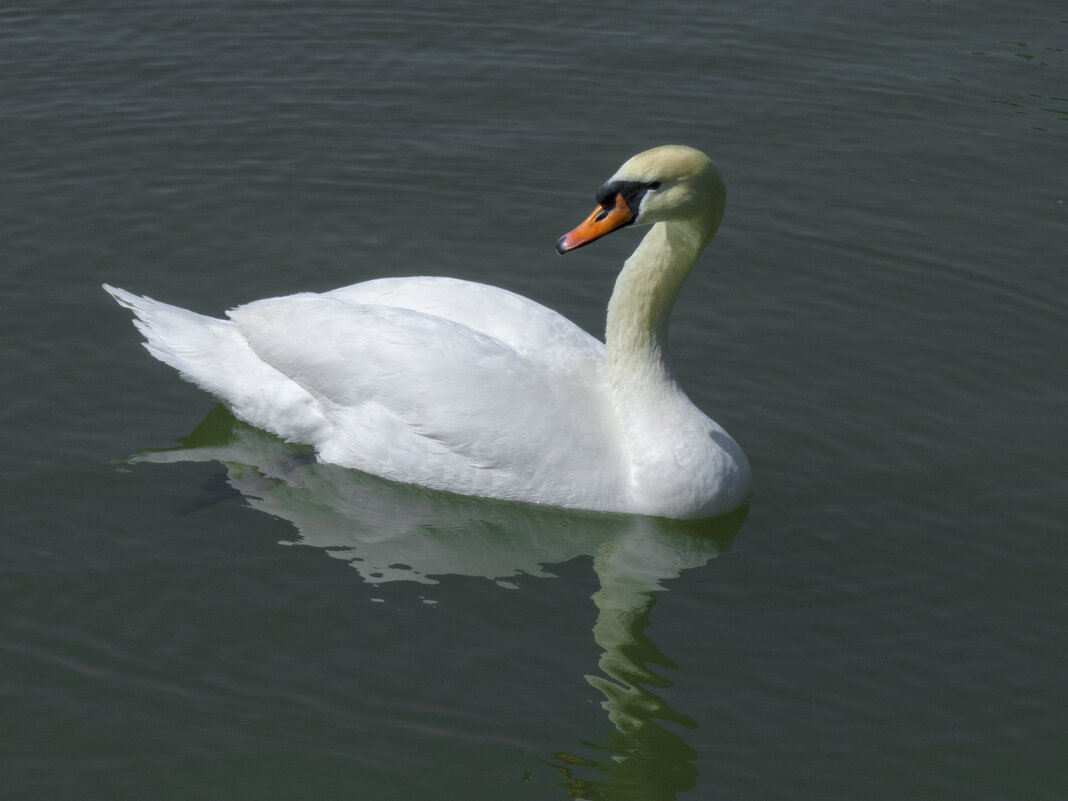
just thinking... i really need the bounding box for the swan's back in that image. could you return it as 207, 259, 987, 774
325, 276, 605, 368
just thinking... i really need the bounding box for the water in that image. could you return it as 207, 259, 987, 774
3, 1, 1066, 798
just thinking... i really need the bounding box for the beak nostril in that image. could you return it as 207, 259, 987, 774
557, 191, 636, 254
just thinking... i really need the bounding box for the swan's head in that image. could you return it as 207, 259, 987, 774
556, 145, 725, 254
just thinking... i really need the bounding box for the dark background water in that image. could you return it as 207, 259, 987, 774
3, 1, 1066, 799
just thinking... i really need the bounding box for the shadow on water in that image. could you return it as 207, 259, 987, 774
127, 405, 748, 801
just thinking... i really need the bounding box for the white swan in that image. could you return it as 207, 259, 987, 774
105, 145, 751, 519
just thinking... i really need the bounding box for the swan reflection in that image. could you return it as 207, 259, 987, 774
132, 406, 747, 800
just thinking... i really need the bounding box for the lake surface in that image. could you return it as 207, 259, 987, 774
3, 1, 1066, 798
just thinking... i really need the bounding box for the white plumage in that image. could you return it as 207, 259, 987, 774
106, 145, 751, 518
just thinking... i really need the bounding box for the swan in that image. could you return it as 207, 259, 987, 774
104, 145, 751, 519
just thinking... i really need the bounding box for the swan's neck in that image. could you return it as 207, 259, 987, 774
604, 215, 740, 516
605, 217, 709, 390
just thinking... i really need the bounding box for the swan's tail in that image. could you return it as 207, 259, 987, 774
102, 284, 325, 440
103, 284, 244, 393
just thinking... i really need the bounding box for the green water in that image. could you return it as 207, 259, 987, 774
3, 1, 1065, 798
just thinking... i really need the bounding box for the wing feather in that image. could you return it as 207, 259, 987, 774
227, 294, 622, 502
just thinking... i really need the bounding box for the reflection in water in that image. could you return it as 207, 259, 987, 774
130, 406, 747, 800
544, 533, 741, 801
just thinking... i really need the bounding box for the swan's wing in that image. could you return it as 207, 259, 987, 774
323, 277, 605, 367
227, 295, 622, 503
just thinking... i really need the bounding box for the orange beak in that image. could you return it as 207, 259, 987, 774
555, 193, 634, 254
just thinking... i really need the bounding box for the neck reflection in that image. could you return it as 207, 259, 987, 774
545, 514, 741, 801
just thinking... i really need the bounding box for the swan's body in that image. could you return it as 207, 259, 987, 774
106, 145, 751, 518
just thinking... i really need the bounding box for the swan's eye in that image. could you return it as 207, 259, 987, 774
591, 179, 661, 222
